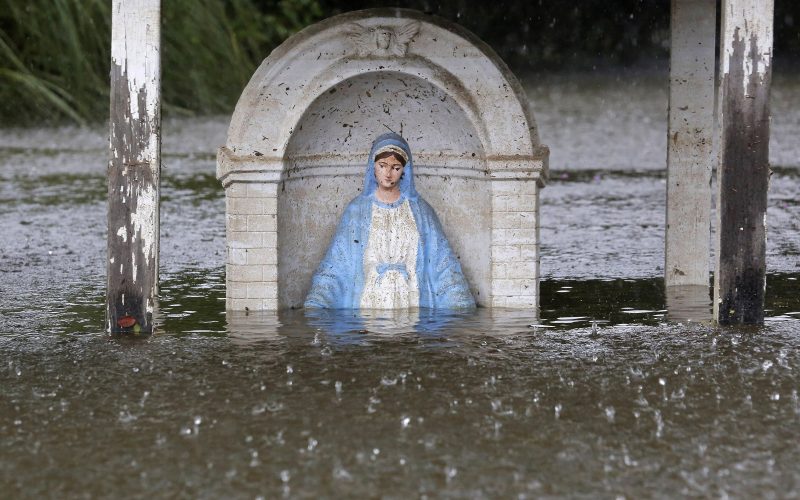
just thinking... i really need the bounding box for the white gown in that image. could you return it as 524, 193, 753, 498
359, 199, 420, 309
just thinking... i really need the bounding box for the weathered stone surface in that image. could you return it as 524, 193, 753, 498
217, 8, 548, 310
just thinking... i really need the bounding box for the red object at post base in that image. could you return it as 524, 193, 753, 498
117, 315, 137, 328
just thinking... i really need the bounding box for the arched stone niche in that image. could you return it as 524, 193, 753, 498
217, 8, 548, 310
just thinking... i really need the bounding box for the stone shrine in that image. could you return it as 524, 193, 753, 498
217, 8, 548, 310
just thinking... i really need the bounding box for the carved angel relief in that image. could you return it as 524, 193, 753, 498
344, 21, 420, 57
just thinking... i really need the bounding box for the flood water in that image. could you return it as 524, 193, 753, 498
1, 71, 799, 497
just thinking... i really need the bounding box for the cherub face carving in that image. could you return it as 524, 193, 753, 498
374, 28, 392, 50
345, 21, 420, 57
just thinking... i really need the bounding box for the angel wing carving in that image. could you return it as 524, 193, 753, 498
344, 23, 375, 57
389, 21, 420, 57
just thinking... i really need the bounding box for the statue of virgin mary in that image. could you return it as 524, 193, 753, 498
304, 133, 475, 309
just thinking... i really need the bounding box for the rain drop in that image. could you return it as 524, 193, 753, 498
333, 466, 352, 481
445, 465, 458, 482
139, 390, 150, 408
654, 410, 664, 439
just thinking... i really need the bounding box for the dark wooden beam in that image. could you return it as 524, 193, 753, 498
714, 0, 774, 324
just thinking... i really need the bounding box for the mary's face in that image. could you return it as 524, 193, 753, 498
374, 156, 404, 190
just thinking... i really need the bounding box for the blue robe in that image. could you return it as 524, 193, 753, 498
304, 133, 475, 309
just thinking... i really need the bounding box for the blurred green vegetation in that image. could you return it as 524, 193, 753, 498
1, 0, 798, 125
1, 0, 111, 124
0, 0, 322, 125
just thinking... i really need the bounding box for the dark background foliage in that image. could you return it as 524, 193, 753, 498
1, 0, 797, 124
325, 0, 799, 69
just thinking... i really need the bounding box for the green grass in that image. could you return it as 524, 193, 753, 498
0, 0, 322, 125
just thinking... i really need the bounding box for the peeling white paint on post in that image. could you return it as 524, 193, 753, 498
107, 0, 161, 333
713, 0, 773, 324
665, 0, 716, 288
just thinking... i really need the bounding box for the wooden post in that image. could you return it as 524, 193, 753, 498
713, 0, 774, 324
665, 0, 716, 288
107, 0, 162, 333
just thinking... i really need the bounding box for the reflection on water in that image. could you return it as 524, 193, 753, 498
666, 284, 713, 323
2, 73, 800, 496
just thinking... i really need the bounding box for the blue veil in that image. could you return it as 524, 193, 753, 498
304, 133, 475, 309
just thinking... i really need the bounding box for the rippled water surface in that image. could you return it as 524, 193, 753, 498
2, 73, 799, 497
